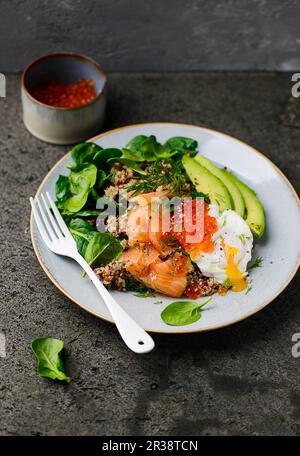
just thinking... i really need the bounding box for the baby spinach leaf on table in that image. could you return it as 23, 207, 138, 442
164, 136, 198, 153
31, 338, 71, 383
71, 142, 102, 164
55, 175, 71, 203
84, 232, 123, 268
68, 218, 96, 256
161, 297, 212, 326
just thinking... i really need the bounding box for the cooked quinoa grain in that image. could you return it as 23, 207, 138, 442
185, 269, 221, 298
95, 261, 128, 291
113, 164, 135, 186
106, 215, 127, 237
104, 185, 119, 200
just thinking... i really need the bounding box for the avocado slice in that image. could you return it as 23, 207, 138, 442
195, 154, 246, 217
224, 170, 265, 238
182, 156, 232, 212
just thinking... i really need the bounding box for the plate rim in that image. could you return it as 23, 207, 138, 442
30, 122, 300, 334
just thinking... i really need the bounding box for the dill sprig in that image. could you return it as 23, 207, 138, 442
249, 256, 264, 269
128, 159, 193, 196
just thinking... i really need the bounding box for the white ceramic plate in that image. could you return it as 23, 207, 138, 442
30, 123, 300, 333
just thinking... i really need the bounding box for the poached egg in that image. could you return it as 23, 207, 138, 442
195, 205, 253, 291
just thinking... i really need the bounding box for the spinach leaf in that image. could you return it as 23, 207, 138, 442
90, 187, 100, 202
140, 135, 172, 160
84, 232, 123, 268
70, 209, 102, 217
69, 163, 98, 188
71, 142, 102, 164
124, 135, 173, 161
122, 148, 145, 162
69, 218, 96, 256
31, 338, 71, 383
58, 209, 103, 224
55, 175, 71, 203
125, 135, 149, 154
161, 297, 212, 326
164, 136, 198, 153
96, 169, 110, 190
93, 148, 122, 169
63, 164, 98, 213
63, 177, 90, 212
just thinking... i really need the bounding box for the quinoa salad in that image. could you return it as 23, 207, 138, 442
54, 135, 265, 300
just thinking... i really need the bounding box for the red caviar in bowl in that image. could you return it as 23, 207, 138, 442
31, 78, 97, 108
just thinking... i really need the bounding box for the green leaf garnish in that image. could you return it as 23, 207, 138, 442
55, 175, 71, 203
71, 142, 102, 165
245, 285, 252, 295
68, 218, 96, 257
62, 164, 98, 213
84, 232, 123, 269
134, 291, 156, 298
223, 279, 232, 289
161, 297, 212, 326
249, 256, 264, 269
164, 136, 198, 152
31, 338, 71, 383
128, 158, 192, 196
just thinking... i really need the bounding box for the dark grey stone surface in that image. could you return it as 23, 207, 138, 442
0, 72, 299, 436
1, 0, 300, 72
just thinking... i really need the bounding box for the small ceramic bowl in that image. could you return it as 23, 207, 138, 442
21, 52, 106, 145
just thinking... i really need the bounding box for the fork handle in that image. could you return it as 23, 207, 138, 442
73, 253, 155, 354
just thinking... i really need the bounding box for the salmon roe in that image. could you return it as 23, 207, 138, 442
31, 78, 97, 108
168, 200, 218, 259
185, 280, 205, 300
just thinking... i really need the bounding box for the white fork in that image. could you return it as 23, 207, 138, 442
30, 192, 155, 354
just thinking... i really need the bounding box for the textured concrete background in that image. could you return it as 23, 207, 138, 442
0, 72, 299, 436
1, 0, 300, 72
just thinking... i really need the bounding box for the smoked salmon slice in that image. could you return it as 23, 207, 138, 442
126, 204, 150, 244
142, 253, 191, 297
120, 243, 160, 276
121, 245, 191, 298
126, 191, 173, 257
122, 191, 191, 297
